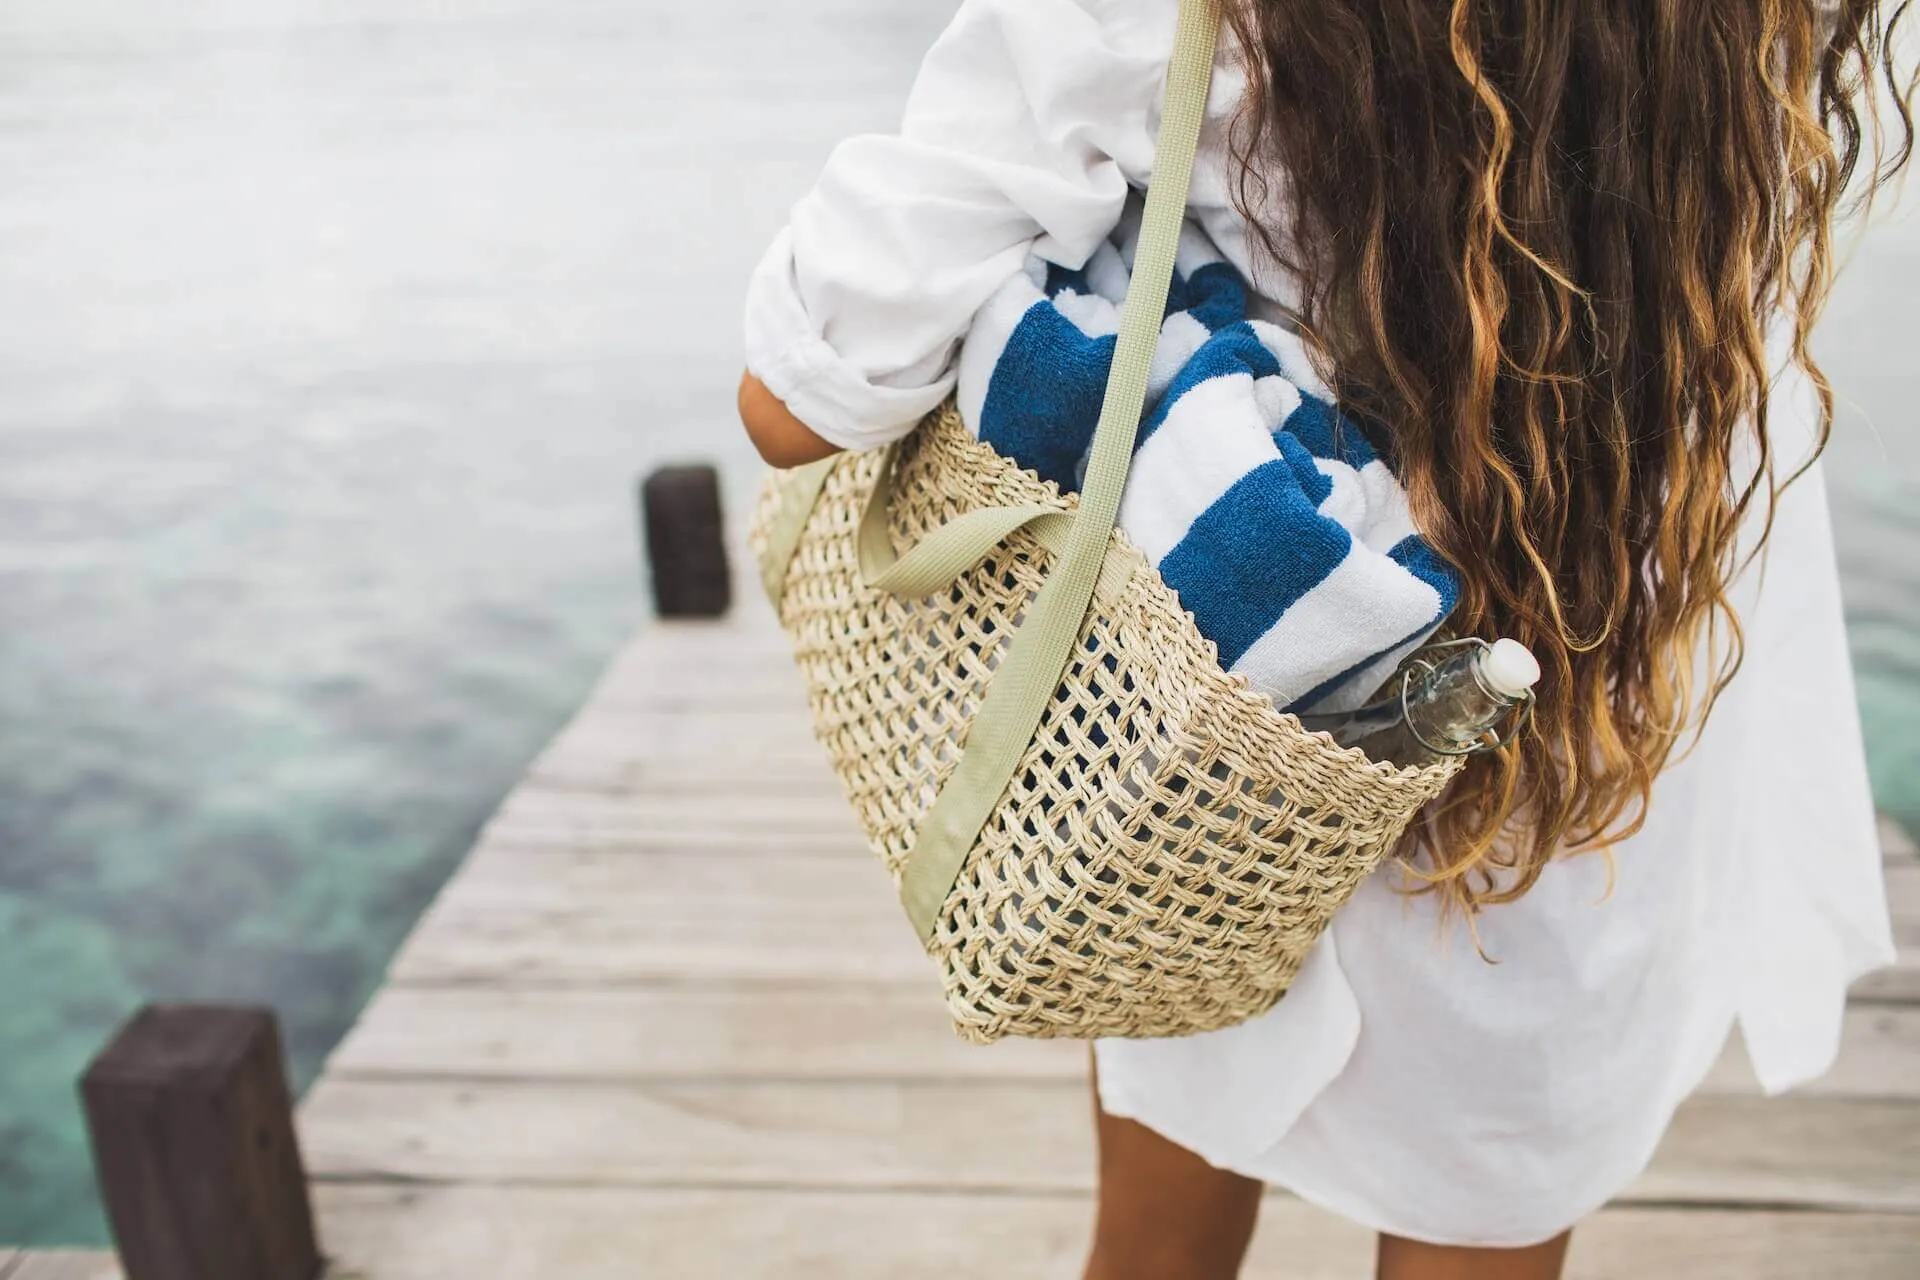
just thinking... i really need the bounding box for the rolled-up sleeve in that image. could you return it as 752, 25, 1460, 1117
743, 0, 1166, 452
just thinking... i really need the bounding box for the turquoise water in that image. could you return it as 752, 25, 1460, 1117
0, 0, 1915, 1246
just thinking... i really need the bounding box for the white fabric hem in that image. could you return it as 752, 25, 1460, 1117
743, 227, 954, 453
1231, 1003, 1735, 1250
1098, 1070, 1613, 1249
1268, 1174, 1609, 1251
1740, 930, 1897, 1096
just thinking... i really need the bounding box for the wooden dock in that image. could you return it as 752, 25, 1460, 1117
24, 592, 1920, 1277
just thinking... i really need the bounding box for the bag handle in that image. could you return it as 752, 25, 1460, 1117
893, 0, 1220, 939
854, 442, 1137, 607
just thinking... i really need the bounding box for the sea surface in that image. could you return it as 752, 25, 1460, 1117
1, 0, 1915, 1245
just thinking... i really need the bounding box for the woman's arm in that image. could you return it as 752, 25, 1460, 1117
738, 371, 841, 468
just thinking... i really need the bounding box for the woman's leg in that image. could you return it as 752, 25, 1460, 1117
1083, 1055, 1572, 1280
1375, 1230, 1572, 1280
1084, 1060, 1263, 1280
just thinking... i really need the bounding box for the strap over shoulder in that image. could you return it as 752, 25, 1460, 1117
896, 0, 1221, 939
757, 0, 1222, 940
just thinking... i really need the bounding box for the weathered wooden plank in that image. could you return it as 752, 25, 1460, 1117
515, 636, 824, 785
1564, 1208, 1920, 1279
584, 636, 795, 699
299, 1078, 1089, 1193
524, 738, 839, 796
307, 1186, 1920, 1279
1854, 864, 1920, 1003
299, 1076, 1920, 1211
571, 681, 806, 719
1853, 964, 1919, 1002
307, 1184, 1313, 1280
332, 985, 1920, 1101
506, 618, 812, 765
1880, 813, 1917, 864
523, 729, 825, 795
1884, 864, 1919, 923
530, 616, 807, 742
500, 778, 845, 822
527, 743, 832, 788
618, 615, 789, 658
483, 788, 864, 849
325, 984, 1083, 1083
569, 665, 808, 713
534, 708, 821, 763
1622, 1095, 1920, 1211
1854, 958, 1920, 1003
472, 823, 864, 860
386, 847, 930, 988
4, 1257, 121, 1280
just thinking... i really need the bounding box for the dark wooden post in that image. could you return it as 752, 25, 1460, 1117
641, 464, 731, 618
79, 1004, 322, 1280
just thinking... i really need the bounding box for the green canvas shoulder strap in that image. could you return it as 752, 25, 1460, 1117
763, 0, 1221, 940
896, 0, 1219, 938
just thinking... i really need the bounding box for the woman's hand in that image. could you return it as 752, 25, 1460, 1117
737, 372, 842, 469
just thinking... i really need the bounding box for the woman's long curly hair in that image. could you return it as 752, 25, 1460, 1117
1223, 0, 1915, 908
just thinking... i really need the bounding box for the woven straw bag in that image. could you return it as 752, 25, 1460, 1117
749, 0, 1460, 1044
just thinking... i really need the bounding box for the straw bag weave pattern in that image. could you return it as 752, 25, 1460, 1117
750, 407, 1459, 1042
749, 0, 1459, 1043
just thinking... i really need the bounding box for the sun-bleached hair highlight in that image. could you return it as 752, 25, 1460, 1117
1223, 0, 1915, 908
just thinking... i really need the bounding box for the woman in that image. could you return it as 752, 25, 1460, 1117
738, 1, 1914, 1276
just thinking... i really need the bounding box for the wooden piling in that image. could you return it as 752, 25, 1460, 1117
78, 1004, 322, 1280
640, 465, 731, 618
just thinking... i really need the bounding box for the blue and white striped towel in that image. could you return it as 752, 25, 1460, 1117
956, 205, 1459, 715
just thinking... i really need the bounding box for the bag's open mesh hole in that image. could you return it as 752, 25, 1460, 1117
751, 404, 1459, 1042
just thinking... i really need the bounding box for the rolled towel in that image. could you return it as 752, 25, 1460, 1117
956, 203, 1458, 714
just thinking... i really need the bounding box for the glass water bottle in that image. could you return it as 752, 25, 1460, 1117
1300, 638, 1540, 768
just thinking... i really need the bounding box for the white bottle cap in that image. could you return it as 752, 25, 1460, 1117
1479, 638, 1541, 699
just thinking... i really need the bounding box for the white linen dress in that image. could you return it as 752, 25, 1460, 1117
741, 0, 1894, 1246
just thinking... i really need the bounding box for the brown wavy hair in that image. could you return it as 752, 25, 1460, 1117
1223, 0, 1915, 908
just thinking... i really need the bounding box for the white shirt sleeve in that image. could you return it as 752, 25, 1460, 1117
743, 0, 1173, 452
